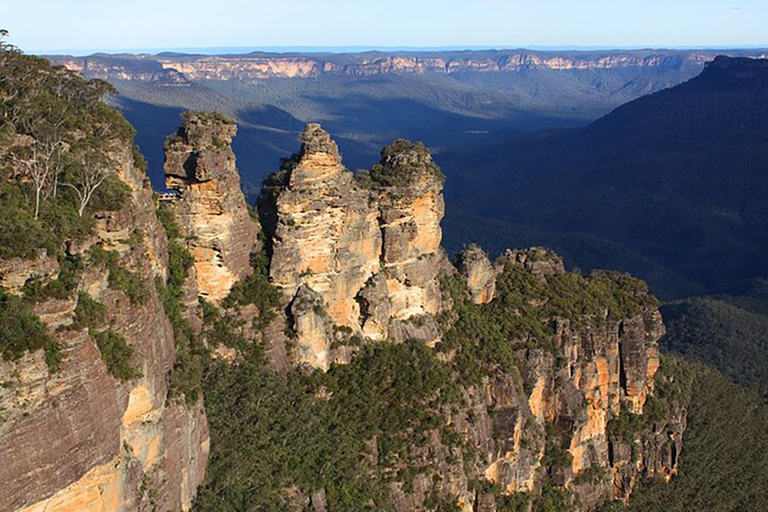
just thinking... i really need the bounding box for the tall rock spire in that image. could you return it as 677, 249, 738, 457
261, 126, 450, 367
164, 112, 260, 303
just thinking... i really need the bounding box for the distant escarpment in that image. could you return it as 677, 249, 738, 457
48, 49, 768, 83
3, 40, 689, 512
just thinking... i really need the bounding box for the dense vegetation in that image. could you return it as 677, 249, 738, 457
196, 339, 460, 511
439, 261, 657, 385
0, 33, 142, 364
0, 289, 59, 369
660, 283, 768, 401
70, 291, 141, 381
92, 330, 140, 381
621, 362, 768, 511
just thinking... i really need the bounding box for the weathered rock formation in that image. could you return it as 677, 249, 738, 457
264, 123, 381, 328
457, 243, 496, 304
260, 126, 448, 366
164, 112, 260, 303
1, 102, 688, 512
374, 251, 677, 512
0, 138, 208, 511
372, 139, 446, 323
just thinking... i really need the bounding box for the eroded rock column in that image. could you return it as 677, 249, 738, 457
164, 113, 260, 303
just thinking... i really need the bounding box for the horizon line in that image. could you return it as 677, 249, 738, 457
35, 44, 768, 57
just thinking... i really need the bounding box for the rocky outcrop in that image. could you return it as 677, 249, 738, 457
0, 135, 208, 511
289, 284, 335, 371
263, 123, 381, 333
0, 250, 59, 294
377, 254, 675, 511
164, 112, 260, 303
456, 244, 496, 304
372, 139, 446, 321
496, 246, 565, 281
260, 126, 449, 366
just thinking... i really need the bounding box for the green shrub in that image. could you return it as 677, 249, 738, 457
0, 183, 56, 259
72, 292, 107, 330
22, 254, 83, 303
573, 464, 607, 485
133, 144, 148, 173
221, 247, 281, 332
108, 264, 147, 306
92, 330, 140, 380
0, 290, 60, 370
88, 174, 131, 212
541, 424, 573, 469
88, 246, 148, 305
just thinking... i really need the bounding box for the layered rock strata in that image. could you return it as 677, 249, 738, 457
50, 50, 768, 83
260, 125, 447, 367
377, 251, 676, 512
0, 138, 208, 512
164, 112, 260, 303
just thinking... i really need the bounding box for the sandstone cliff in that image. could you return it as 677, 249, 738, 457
49, 50, 768, 83
372, 249, 677, 512
164, 112, 260, 303
259, 125, 447, 368
1, 48, 690, 511
241, 126, 681, 510
0, 136, 208, 512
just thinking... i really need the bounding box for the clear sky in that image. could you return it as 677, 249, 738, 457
4, 0, 767, 54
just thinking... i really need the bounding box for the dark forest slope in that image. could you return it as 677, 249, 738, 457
444, 57, 768, 297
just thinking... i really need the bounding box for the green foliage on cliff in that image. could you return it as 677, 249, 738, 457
21, 254, 83, 303
155, 206, 205, 405
180, 110, 235, 125
0, 289, 59, 369
439, 263, 658, 384
621, 360, 768, 512
0, 39, 136, 253
195, 339, 461, 512
0, 183, 56, 259
71, 292, 107, 331
364, 139, 445, 188
157, 207, 195, 293
93, 330, 140, 381
88, 245, 148, 306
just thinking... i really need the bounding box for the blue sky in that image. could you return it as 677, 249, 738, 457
4, 0, 767, 54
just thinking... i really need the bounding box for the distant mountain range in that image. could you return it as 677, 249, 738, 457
45, 50, 768, 298
48, 48, 768, 81
442, 56, 768, 298
46, 49, 767, 194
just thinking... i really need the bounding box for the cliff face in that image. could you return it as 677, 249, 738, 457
246, 127, 680, 510
49, 50, 768, 83
0, 138, 208, 512
1, 50, 690, 510
364, 248, 677, 512
164, 113, 260, 303
260, 125, 447, 368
